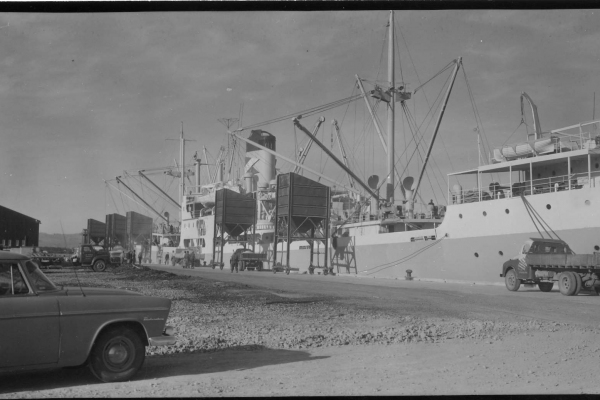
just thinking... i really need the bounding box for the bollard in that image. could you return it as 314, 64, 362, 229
405, 269, 413, 280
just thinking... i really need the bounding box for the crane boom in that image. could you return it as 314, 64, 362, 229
115, 176, 169, 222
331, 120, 355, 189
292, 117, 379, 200
293, 117, 325, 173
138, 170, 180, 208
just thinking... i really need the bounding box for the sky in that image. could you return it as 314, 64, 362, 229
0, 9, 598, 234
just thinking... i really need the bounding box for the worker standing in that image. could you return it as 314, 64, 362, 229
183, 251, 189, 269
231, 251, 239, 273
138, 250, 143, 266
165, 252, 170, 265
189, 249, 196, 269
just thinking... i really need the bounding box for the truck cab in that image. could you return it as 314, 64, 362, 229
79, 245, 111, 272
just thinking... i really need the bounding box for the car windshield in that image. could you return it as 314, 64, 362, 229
92, 246, 104, 251
22, 260, 59, 292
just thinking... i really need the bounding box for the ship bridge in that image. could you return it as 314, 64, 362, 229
447, 120, 600, 204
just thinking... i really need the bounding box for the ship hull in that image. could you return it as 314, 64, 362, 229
186, 185, 600, 284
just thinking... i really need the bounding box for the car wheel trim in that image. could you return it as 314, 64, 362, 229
103, 337, 135, 371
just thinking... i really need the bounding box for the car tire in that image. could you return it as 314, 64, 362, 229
559, 271, 577, 296
88, 326, 145, 383
504, 268, 521, 291
538, 282, 554, 292
93, 260, 107, 273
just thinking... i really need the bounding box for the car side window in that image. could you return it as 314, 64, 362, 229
0, 263, 30, 296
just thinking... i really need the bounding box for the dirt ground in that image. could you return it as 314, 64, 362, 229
1, 265, 599, 397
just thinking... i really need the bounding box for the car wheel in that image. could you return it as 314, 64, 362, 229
538, 282, 554, 292
93, 260, 107, 272
559, 271, 577, 296
504, 268, 521, 291
89, 326, 145, 383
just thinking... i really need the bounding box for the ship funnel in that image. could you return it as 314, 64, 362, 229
402, 176, 414, 191
246, 129, 276, 191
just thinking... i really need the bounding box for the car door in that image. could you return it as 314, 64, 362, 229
0, 262, 60, 368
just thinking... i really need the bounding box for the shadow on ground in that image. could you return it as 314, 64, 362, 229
0, 346, 328, 394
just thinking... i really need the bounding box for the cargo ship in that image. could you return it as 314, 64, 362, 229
142, 11, 600, 285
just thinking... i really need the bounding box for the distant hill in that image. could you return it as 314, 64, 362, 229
39, 232, 82, 249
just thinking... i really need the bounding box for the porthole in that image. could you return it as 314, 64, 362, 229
546, 204, 551, 210
595, 245, 600, 251
552, 171, 556, 176
596, 163, 599, 169
585, 200, 591, 206
474, 252, 479, 258
499, 251, 504, 256
483, 211, 487, 216
459, 214, 463, 219
505, 209, 510, 214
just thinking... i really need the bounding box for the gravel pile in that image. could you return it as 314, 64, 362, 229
49, 265, 594, 357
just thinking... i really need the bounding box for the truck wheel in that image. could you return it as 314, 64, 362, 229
538, 282, 554, 292
89, 326, 145, 383
504, 268, 521, 291
559, 272, 577, 296
93, 260, 107, 272
573, 272, 582, 296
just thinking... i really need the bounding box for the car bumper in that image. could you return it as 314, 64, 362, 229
148, 334, 177, 346
148, 326, 177, 346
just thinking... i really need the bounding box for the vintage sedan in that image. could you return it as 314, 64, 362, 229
0, 251, 177, 382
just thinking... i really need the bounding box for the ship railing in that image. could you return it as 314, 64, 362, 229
551, 120, 600, 154
452, 171, 600, 204
491, 120, 600, 162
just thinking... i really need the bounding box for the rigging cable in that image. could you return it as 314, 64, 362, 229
361, 235, 446, 275
398, 24, 462, 186
520, 194, 562, 241
236, 94, 363, 133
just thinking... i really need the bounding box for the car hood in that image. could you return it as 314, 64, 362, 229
63, 286, 143, 297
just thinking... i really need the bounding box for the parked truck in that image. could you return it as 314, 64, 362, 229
501, 238, 600, 296
71, 244, 114, 272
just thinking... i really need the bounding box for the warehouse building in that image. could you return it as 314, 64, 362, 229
0, 205, 41, 248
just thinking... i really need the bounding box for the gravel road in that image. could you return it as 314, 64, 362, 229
1, 264, 599, 396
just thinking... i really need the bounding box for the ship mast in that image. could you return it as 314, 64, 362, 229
386, 10, 395, 204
